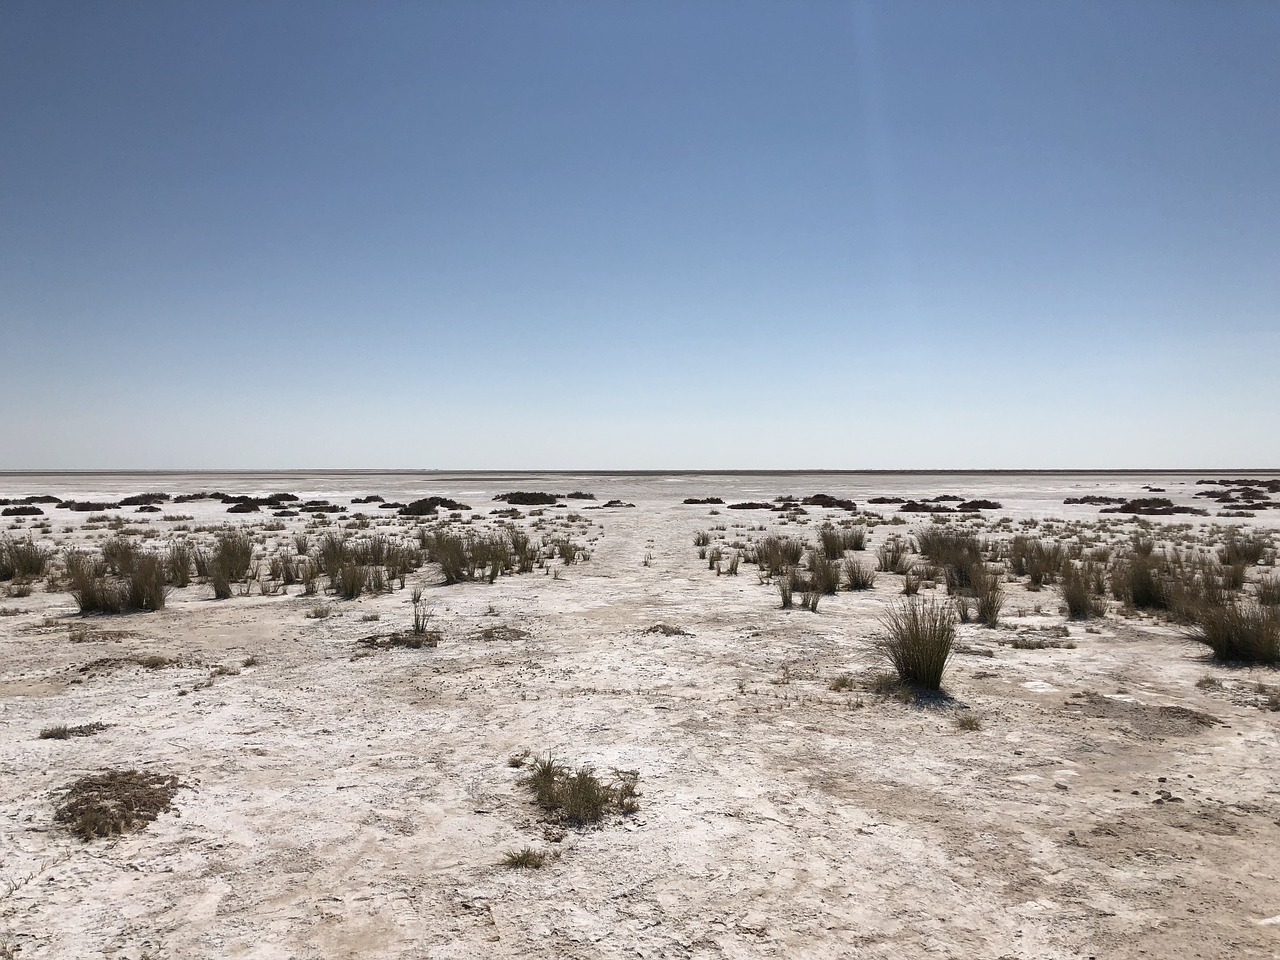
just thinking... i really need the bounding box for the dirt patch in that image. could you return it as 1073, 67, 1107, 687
645, 623, 692, 637
75, 655, 178, 676
472, 625, 531, 643
357, 632, 440, 650
1063, 693, 1219, 737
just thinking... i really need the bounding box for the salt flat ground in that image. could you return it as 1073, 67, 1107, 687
1, 472, 1279, 960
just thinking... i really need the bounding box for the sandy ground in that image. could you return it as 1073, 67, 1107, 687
2, 472, 1279, 959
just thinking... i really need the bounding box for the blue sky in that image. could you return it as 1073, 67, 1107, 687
2, 1, 1277, 469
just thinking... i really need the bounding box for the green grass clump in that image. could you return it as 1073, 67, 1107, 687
519, 756, 639, 825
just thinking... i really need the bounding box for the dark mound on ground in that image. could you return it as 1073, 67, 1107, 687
172, 492, 218, 503
802, 494, 857, 510
867, 496, 905, 504
2, 506, 43, 516
727, 502, 772, 510
301, 501, 345, 513
683, 497, 724, 505
400, 497, 471, 516
958, 499, 1002, 511
1064, 495, 1126, 505
57, 501, 120, 511
1198, 477, 1280, 493
1100, 498, 1208, 516
351, 495, 385, 504
119, 493, 170, 506
900, 500, 956, 513
494, 492, 561, 506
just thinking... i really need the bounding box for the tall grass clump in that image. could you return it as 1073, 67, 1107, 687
1258, 576, 1280, 607
778, 576, 794, 609
843, 558, 877, 591
1059, 562, 1106, 620
67, 550, 168, 614
508, 529, 539, 574
335, 562, 368, 599
916, 528, 983, 593
213, 530, 254, 581
877, 597, 956, 690
422, 530, 513, 584
1, 536, 51, 581
1111, 554, 1168, 611
807, 551, 841, 595
818, 523, 865, 559
1192, 602, 1279, 664
1007, 536, 1065, 588
969, 562, 1004, 626
1219, 533, 1267, 568
876, 537, 910, 575
753, 536, 806, 578
166, 541, 192, 588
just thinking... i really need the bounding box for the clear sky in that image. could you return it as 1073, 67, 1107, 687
2, 1, 1277, 470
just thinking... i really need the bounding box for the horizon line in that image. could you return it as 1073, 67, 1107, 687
2, 468, 1278, 477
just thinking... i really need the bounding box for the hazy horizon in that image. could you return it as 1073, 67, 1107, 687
4, 2, 1277, 470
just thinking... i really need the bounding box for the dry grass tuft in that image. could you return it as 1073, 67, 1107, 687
501, 847, 550, 869
519, 756, 640, 825
39, 722, 110, 740
53, 769, 182, 841
877, 597, 956, 691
